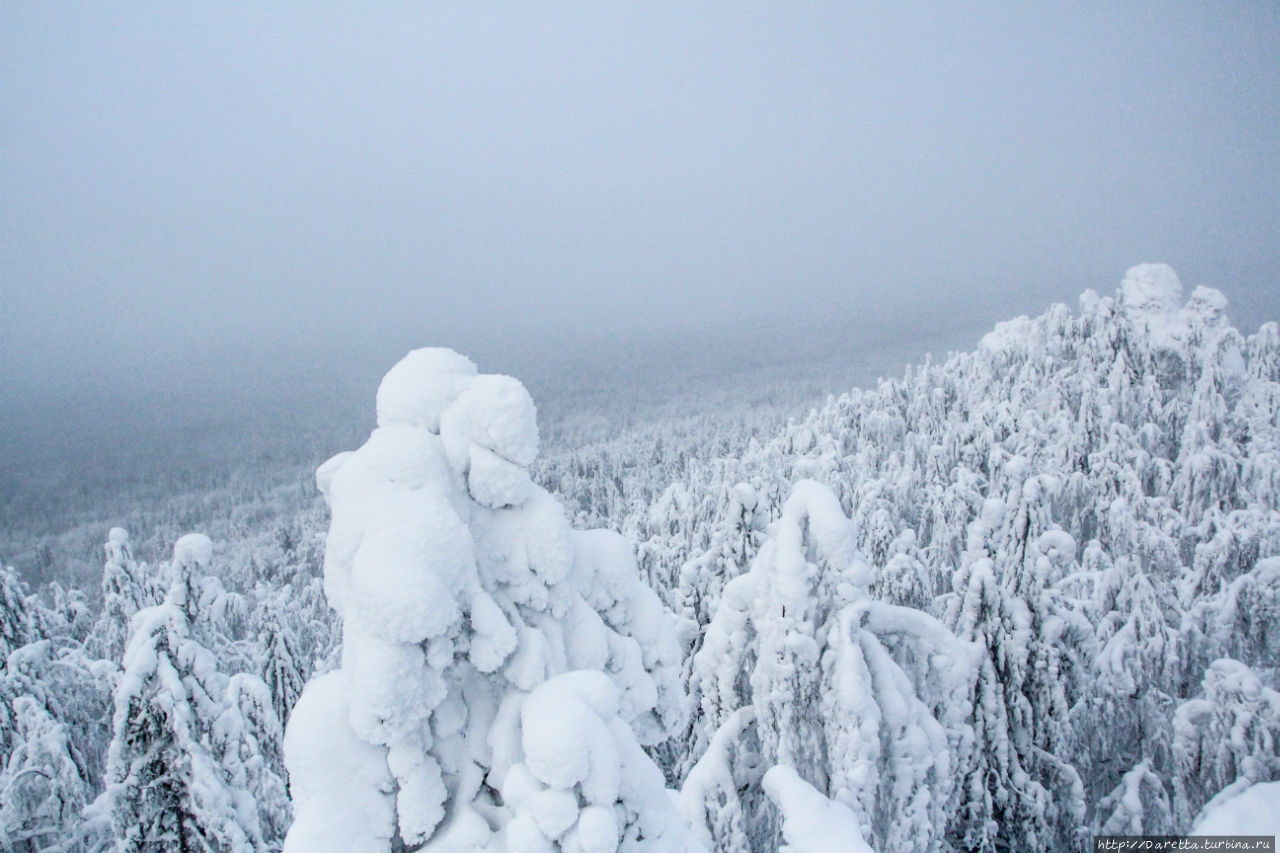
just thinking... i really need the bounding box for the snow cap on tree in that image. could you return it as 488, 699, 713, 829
105, 527, 132, 567
375, 346, 477, 432
173, 532, 213, 570
1121, 263, 1183, 317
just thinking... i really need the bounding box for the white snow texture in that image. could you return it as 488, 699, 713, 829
283, 347, 695, 853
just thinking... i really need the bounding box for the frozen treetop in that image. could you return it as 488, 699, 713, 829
105, 527, 132, 566
1120, 262, 1183, 316
375, 347, 478, 432
983, 263, 1234, 356
369, 347, 541, 510
173, 533, 213, 570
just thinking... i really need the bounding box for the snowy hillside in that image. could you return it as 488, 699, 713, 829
2, 264, 1278, 851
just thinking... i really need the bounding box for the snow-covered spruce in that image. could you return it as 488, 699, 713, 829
283, 348, 695, 852
683, 479, 969, 853
91, 534, 287, 852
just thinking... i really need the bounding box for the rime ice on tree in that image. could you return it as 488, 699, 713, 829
283, 348, 696, 852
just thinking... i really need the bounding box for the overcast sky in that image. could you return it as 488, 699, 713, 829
3, 2, 1279, 399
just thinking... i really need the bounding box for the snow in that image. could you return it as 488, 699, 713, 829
762, 765, 875, 853
469, 590, 519, 672
1192, 780, 1280, 835
173, 532, 213, 569
979, 315, 1035, 353
456, 373, 540, 467
575, 805, 620, 853
1120, 262, 1183, 316
285, 347, 696, 852
520, 672, 621, 797
375, 347, 477, 432
469, 445, 535, 508
687, 479, 964, 852
730, 482, 758, 512
17, 265, 1280, 853
315, 450, 352, 501
677, 707, 755, 851
1186, 284, 1229, 322
781, 479, 869, 592
281, 673, 396, 853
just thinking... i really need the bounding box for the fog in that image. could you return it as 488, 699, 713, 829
3, 2, 1279, 403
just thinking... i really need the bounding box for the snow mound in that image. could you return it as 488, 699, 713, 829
1192, 780, 1280, 835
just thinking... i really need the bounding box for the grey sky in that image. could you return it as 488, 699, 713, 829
3, 2, 1279, 398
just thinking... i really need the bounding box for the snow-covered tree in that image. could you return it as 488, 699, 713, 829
1172, 658, 1280, 828
946, 556, 1049, 852
1097, 760, 1174, 836
93, 535, 286, 852
686, 479, 968, 853
283, 348, 695, 852
0, 565, 33, 663
256, 596, 306, 728
0, 695, 91, 852
90, 528, 156, 662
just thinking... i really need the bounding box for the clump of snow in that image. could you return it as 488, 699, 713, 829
1121, 262, 1183, 315
468, 445, 534, 508
454, 373, 540, 467
1191, 780, 1280, 835
730, 482, 758, 513
315, 450, 352, 502
492, 670, 691, 852
375, 347, 477, 432
763, 766, 875, 853
173, 533, 213, 570
282, 673, 395, 853
1185, 284, 1229, 322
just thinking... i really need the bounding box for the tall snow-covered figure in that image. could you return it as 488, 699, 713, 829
283, 348, 695, 852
